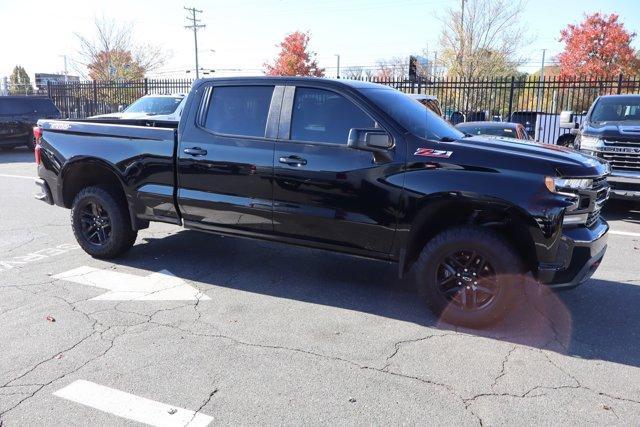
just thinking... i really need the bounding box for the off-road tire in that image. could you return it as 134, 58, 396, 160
415, 226, 522, 328
71, 186, 137, 259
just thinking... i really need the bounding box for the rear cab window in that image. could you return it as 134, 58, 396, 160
290, 87, 375, 144
203, 86, 274, 138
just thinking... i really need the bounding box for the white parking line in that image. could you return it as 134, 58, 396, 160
54, 380, 213, 427
0, 173, 36, 180
610, 230, 640, 238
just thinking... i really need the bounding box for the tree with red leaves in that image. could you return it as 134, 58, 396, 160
264, 31, 325, 77
557, 13, 638, 79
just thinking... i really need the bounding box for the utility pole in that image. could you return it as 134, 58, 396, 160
433, 50, 438, 78
460, 0, 466, 77
59, 55, 68, 83
536, 49, 547, 111
335, 54, 340, 79
184, 6, 206, 79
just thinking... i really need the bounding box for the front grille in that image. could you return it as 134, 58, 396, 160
585, 210, 600, 228
586, 176, 609, 228
601, 141, 640, 171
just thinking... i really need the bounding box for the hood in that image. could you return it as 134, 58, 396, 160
583, 121, 640, 141
459, 135, 609, 177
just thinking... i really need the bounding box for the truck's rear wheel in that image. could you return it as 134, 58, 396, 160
71, 186, 137, 259
415, 226, 521, 328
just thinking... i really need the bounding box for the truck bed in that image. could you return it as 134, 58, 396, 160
36, 118, 180, 225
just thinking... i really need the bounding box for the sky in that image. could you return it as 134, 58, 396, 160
1, 0, 639, 81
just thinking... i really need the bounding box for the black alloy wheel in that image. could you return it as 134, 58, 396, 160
80, 201, 112, 245
436, 250, 498, 311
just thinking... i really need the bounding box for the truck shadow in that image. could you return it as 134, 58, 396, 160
602, 199, 640, 226
115, 229, 640, 369
0, 148, 34, 164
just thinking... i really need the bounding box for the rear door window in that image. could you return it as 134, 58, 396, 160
204, 86, 273, 138
290, 87, 375, 144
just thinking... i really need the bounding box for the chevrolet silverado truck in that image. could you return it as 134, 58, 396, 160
571, 95, 640, 201
34, 77, 610, 327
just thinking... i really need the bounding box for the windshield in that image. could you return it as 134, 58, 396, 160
591, 97, 640, 122
362, 88, 463, 141
124, 96, 183, 115
456, 125, 516, 138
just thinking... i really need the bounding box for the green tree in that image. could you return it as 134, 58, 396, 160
8, 66, 33, 95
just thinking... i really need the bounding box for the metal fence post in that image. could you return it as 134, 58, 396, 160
92, 80, 98, 116
144, 78, 149, 95
47, 81, 52, 98
507, 76, 515, 119
617, 73, 624, 94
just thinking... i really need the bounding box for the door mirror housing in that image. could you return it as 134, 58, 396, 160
347, 128, 393, 152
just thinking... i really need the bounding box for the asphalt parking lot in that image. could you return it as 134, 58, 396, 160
1, 148, 639, 425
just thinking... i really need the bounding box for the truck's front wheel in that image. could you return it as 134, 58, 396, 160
71, 186, 137, 259
415, 226, 522, 328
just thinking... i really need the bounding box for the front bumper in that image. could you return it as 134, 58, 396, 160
607, 171, 640, 200
537, 220, 608, 290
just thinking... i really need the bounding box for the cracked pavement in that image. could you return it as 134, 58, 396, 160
1, 149, 640, 425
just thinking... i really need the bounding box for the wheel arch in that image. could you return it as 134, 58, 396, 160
401, 193, 538, 278
60, 158, 142, 231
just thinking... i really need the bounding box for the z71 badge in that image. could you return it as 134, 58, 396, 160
414, 148, 453, 158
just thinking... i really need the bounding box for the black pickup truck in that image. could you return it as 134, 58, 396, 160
573, 94, 640, 201
34, 77, 610, 327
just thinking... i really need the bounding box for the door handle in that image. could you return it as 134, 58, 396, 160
279, 155, 307, 166
184, 147, 208, 156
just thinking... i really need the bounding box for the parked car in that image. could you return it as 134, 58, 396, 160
0, 96, 60, 151
510, 110, 543, 138
34, 77, 610, 327
91, 94, 186, 121
455, 121, 531, 140
568, 94, 640, 201
407, 94, 443, 117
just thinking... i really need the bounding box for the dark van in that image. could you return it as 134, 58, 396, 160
0, 96, 61, 151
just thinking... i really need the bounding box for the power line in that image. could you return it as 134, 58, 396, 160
184, 6, 206, 79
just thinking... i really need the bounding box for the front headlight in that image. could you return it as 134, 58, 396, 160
578, 135, 604, 151
545, 177, 593, 193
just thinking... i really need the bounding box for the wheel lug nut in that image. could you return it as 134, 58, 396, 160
466, 286, 470, 290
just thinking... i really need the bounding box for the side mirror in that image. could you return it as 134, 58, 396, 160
347, 128, 393, 152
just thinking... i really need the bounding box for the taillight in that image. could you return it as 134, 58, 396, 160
33, 126, 42, 165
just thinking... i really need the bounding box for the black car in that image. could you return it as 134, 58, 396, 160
0, 96, 60, 151
573, 94, 640, 201
455, 121, 530, 140
34, 77, 609, 327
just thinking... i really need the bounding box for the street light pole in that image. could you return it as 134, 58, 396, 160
335, 54, 340, 79
184, 7, 206, 79
536, 49, 547, 111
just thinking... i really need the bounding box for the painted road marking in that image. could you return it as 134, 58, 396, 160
54, 380, 213, 427
53, 266, 211, 301
0, 173, 36, 180
610, 230, 640, 238
0, 244, 79, 273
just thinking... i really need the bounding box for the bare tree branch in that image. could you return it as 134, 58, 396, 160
73, 17, 169, 80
